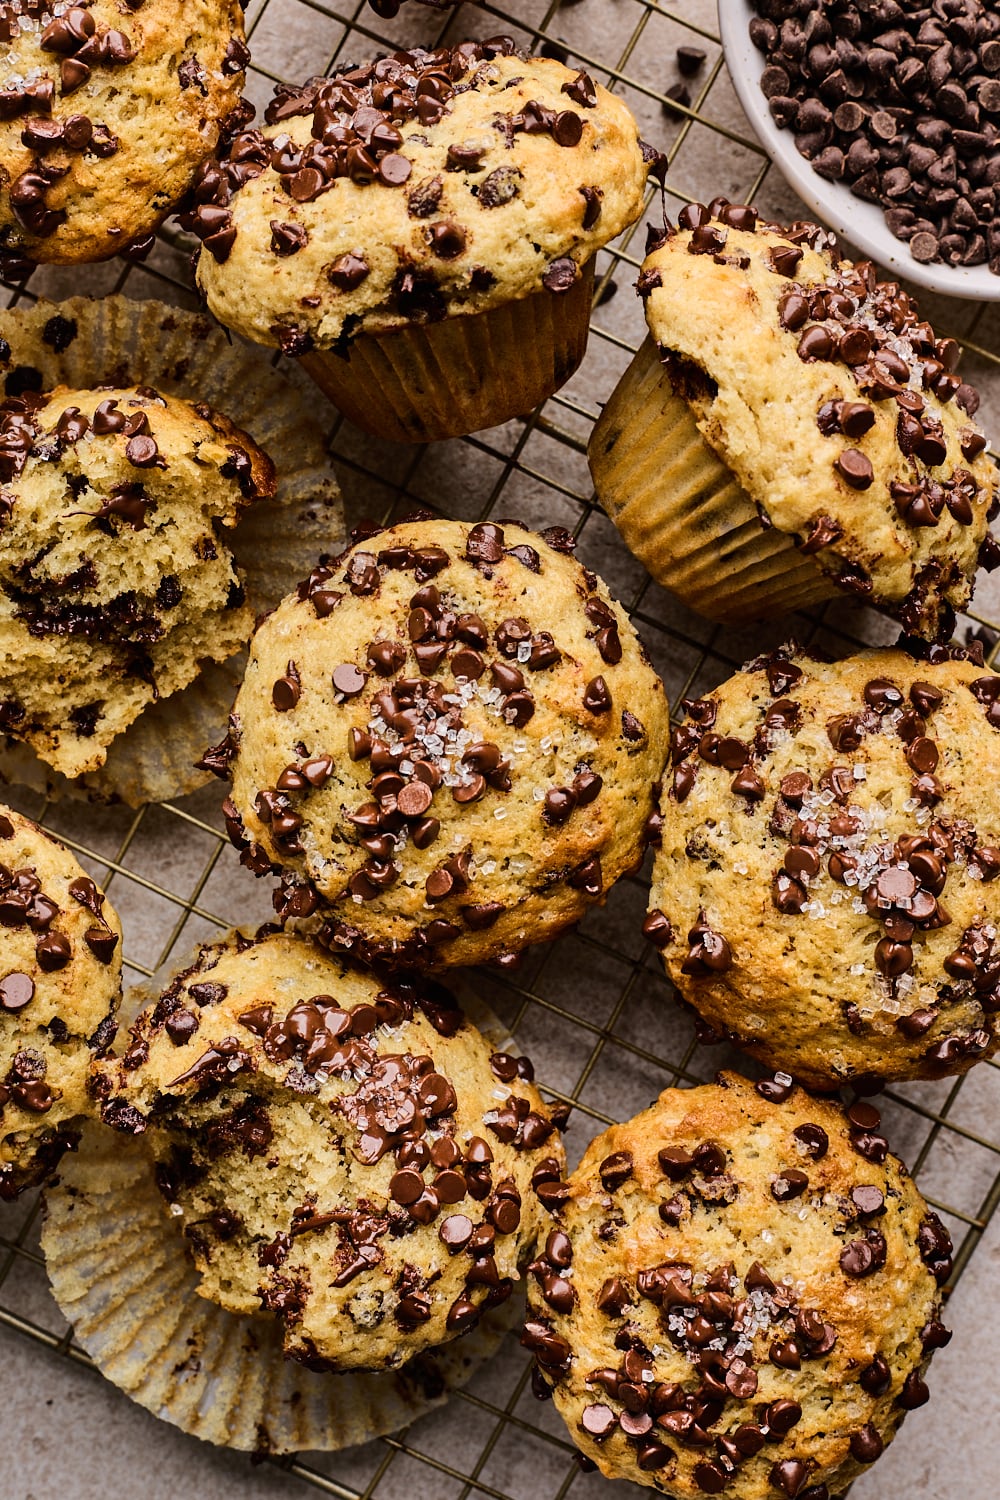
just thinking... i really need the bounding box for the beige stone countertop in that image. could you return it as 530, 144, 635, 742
1, 0, 999, 1497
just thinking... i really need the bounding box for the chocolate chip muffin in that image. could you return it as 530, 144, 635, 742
186, 39, 649, 441
0, 804, 121, 1199
646, 642, 1000, 1088
525, 1073, 951, 1498
589, 197, 998, 639
211, 516, 669, 970
98, 927, 565, 1372
0, 0, 248, 270
0, 383, 275, 779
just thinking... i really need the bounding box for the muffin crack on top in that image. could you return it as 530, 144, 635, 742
207, 515, 670, 970
0, 0, 249, 270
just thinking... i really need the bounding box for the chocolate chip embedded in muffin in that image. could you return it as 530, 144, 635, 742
0, 805, 122, 1199
0, 383, 275, 778
527, 1073, 949, 1494
218, 516, 669, 969
99, 926, 565, 1371
649, 641, 1000, 1087
0, 0, 248, 268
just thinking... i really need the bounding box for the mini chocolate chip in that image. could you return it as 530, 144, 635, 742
898, 1371, 930, 1409
0, 972, 34, 1011
36, 933, 71, 972
125, 434, 159, 468
165, 1008, 199, 1046
850, 1424, 884, 1463
792, 1123, 828, 1159
583, 676, 611, 714
542, 257, 578, 293
272, 665, 300, 711
332, 664, 367, 697
85, 927, 118, 963
770, 1459, 812, 1498
851, 1184, 885, 1217
328, 252, 369, 290
581, 1403, 617, 1438
835, 449, 874, 489
599, 1151, 633, 1190
378, 154, 412, 187
429, 221, 466, 260
770, 1339, 801, 1370
270, 220, 308, 256
771, 1169, 809, 1201
860, 1355, 891, 1396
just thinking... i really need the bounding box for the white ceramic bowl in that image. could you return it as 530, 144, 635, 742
718, 0, 1000, 302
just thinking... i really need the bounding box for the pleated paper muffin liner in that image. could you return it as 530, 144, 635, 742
301, 261, 595, 444
41, 1123, 516, 1455
589, 336, 839, 625
39, 940, 520, 1455
0, 295, 344, 806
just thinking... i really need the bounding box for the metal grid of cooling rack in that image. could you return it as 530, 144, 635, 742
1, 1, 1000, 1497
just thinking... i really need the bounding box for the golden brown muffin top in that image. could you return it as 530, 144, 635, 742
189, 40, 649, 351
648, 643, 1000, 1088
0, 0, 248, 267
526, 1073, 950, 1498
0, 803, 121, 1199
212, 516, 670, 970
639, 198, 997, 640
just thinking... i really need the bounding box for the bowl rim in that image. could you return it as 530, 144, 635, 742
717, 0, 1000, 304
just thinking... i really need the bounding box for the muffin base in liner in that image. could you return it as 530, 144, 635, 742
589, 336, 839, 624
39, 942, 521, 1455
0, 295, 345, 806
41, 1122, 516, 1454
300, 262, 595, 444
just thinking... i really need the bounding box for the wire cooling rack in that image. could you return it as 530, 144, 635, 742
1, 2, 999, 1498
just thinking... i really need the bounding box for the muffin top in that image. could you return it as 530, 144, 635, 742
98, 927, 565, 1371
214, 516, 669, 969
525, 1073, 950, 1498
647, 643, 1000, 1088
188, 39, 649, 352
0, 804, 121, 1199
0, 382, 275, 778
638, 198, 998, 640
0, 0, 248, 268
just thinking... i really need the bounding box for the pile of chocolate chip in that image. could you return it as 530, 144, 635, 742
748, 0, 1000, 273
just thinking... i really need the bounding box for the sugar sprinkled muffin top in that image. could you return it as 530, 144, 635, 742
637, 197, 998, 639
0, 382, 275, 778
187, 39, 649, 353
97, 927, 565, 1371
0, 0, 249, 268
647, 642, 1000, 1087
210, 516, 670, 970
0, 804, 121, 1199
525, 1073, 951, 1497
